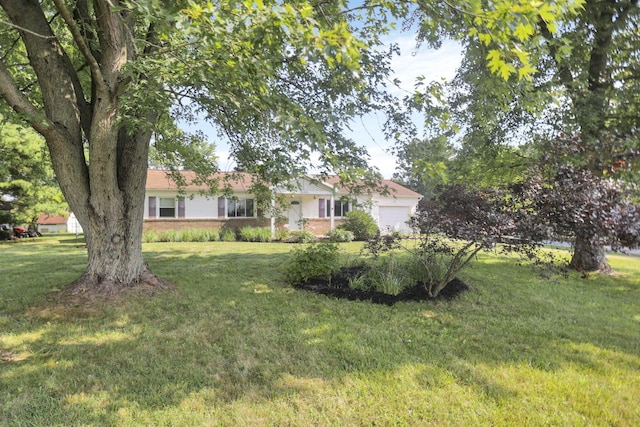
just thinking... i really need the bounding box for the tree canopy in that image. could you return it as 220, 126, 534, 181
395, 0, 640, 271
407, 0, 639, 172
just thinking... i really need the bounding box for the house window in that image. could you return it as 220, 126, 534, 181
148, 196, 157, 218
327, 199, 350, 217
159, 198, 176, 218
227, 198, 254, 218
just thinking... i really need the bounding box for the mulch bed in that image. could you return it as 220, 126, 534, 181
293, 266, 469, 306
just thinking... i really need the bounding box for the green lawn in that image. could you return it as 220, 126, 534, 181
1, 235, 639, 426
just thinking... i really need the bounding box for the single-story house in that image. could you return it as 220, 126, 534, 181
36, 212, 83, 234
144, 169, 422, 235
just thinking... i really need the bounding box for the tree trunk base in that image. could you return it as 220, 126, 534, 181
570, 238, 611, 273
55, 268, 174, 306
568, 263, 614, 277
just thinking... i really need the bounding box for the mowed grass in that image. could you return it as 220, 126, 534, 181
1, 235, 639, 426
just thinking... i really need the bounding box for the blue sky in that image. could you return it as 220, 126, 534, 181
183, 34, 462, 179
347, 36, 462, 177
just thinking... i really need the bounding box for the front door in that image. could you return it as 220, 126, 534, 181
288, 200, 302, 230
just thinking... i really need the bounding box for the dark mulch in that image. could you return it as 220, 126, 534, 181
293, 266, 469, 306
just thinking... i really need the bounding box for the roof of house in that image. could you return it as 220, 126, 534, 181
146, 169, 422, 199
146, 169, 254, 192
321, 175, 422, 198
37, 213, 68, 225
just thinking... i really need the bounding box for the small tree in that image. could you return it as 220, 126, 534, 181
408, 185, 542, 297
519, 134, 640, 272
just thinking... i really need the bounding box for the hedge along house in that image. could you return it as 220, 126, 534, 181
143, 169, 422, 236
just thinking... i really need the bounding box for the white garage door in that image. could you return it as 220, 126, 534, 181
378, 206, 411, 234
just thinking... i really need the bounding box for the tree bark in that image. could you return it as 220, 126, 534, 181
0, 0, 169, 299
67, 185, 169, 297
570, 235, 611, 272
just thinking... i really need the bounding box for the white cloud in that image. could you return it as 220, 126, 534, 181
390, 36, 462, 93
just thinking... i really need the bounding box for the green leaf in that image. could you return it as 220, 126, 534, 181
514, 23, 534, 41
518, 64, 537, 80
499, 62, 516, 80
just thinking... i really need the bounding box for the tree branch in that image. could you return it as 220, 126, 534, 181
438, 0, 480, 18
0, 59, 52, 135
537, 19, 575, 90
51, 0, 106, 94
0, 18, 55, 39
586, 0, 615, 95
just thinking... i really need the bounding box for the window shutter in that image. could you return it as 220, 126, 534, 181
148, 196, 156, 218
319, 198, 325, 218
217, 197, 226, 218
178, 197, 185, 218
246, 199, 254, 217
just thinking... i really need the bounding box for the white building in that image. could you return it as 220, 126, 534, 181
36, 212, 83, 234
143, 169, 422, 235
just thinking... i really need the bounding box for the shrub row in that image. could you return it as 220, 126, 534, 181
142, 226, 274, 243
142, 213, 380, 245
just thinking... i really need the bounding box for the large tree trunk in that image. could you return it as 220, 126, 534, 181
0, 0, 169, 300
66, 169, 169, 297
44, 105, 168, 298
570, 234, 610, 272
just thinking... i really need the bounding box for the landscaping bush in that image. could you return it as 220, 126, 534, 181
189, 228, 221, 242
339, 210, 378, 241
144, 229, 221, 243
159, 230, 183, 242
181, 229, 204, 242
367, 254, 414, 295
142, 230, 159, 243
202, 228, 221, 242
326, 228, 354, 242
346, 268, 371, 291
274, 229, 290, 241
286, 229, 317, 243
285, 242, 342, 284
238, 226, 272, 242
220, 227, 236, 242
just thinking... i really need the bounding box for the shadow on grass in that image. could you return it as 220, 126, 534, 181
57, 236, 86, 245
1, 248, 639, 424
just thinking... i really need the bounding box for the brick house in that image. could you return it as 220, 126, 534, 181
143, 169, 422, 236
